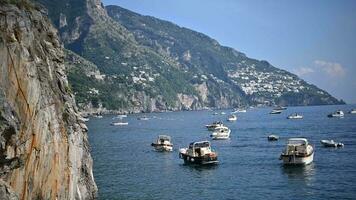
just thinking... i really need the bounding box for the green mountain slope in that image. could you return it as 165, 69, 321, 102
34, 0, 344, 112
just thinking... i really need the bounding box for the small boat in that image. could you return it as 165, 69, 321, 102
213, 112, 218, 115
221, 112, 226, 115
349, 109, 356, 114
111, 121, 128, 126
211, 126, 231, 140
179, 141, 218, 165
280, 138, 314, 165
287, 113, 303, 119
232, 108, 247, 113
270, 109, 282, 114
227, 114, 237, 122
275, 106, 287, 110
94, 114, 103, 118
205, 121, 224, 131
320, 140, 344, 148
268, 134, 279, 141
80, 117, 90, 122
151, 135, 173, 151
327, 110, 344, 118
137, 116, 149, 120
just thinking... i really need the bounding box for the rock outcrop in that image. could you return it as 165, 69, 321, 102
0, 1, 97, 199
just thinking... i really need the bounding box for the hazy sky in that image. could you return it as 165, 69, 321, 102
103, 0, 356, 103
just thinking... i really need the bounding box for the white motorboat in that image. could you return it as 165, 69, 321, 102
111, 121, 128, 126
137, 116, 149, 120
275, 106, 287, 110
227, 114, 237, 122
221, 112, 226, 115
94, 114, 103, 118
80, 117, 90, 122
151, 135, 173, 151
270, 109, 282, 114
232, 108, 247, 113
327, 110, 344, 118
268, 134, 279, 141
280, 138, 314, 165
287, 113, 303, 119
320, 140, 344, 148
205, 121, 224, 131
211, 126, 231, 140
349, 109, 356, 114
179, 141, 218, 165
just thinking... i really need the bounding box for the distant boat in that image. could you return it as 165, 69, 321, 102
179, 141, 218, 165
213, 112, 218, 115
137, 116, 149, 120
227, 114, 237, 122
349, 109, 356, 114
270, 109, 282, 114
205, 121, 224, 131
221, 112, 226, 115
274, 106, 287, 110
268, 134, 279, 141
327, 110, 344, 118
320, 140, 344, 148
279, 138, 314, 165
287, 113, 303, 119
94, 114, 103, 118
111, 121, 128, 126
232, 108, 247, 113
80, 117, 90, 122
151, 135, 173, 152
211, 126, 231, 140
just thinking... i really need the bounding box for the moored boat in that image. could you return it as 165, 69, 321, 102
227, 114, 237, 122
151, 135, 173, 151
270, 109, 282, 114
179, 141, 218, 165
111, 121, 128, 126
211, 126, 231, 140
137, 116, 149, 120
205, 121, 224, 131
287, 113, 303, 119
268, 134, 279, 141
280, 138, 314, 165
327, 110, 344, 118
232, 108, 247, 113
349, 109, 356, 114
320, 140, 344, 148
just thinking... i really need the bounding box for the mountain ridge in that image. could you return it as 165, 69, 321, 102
34, 0, 344, 114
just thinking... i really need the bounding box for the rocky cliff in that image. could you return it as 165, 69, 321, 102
0, 1, 97, 199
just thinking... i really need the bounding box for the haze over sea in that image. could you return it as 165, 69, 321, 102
88, 105, 356, 200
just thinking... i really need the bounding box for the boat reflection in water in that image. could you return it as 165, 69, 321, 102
281, 163, 316, 186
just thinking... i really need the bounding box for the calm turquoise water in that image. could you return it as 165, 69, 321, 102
87, 105, 356, 200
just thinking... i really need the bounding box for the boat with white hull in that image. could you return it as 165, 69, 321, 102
349, 109, 356, 114
151, 135, 173, 152
111, 121, 128, 126
287, 113, 303, 119
320, 140, 344, 148
227, 114, 237, 122
179, 141, 218, 165
205, 121, 224, 131
327, 110, 344, 118
211, 126, 231, 140
280, 138, 314, 165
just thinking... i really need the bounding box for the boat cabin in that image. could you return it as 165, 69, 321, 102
187, 141, 212, 157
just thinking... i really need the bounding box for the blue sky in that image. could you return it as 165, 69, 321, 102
103, 0, 356, 103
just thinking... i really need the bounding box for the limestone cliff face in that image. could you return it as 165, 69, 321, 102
0, 2, 97, 199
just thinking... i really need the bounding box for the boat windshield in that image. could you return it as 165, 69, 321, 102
287, 138, 307, 145
189, 141, 210, 148
158, 135, 171, 141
